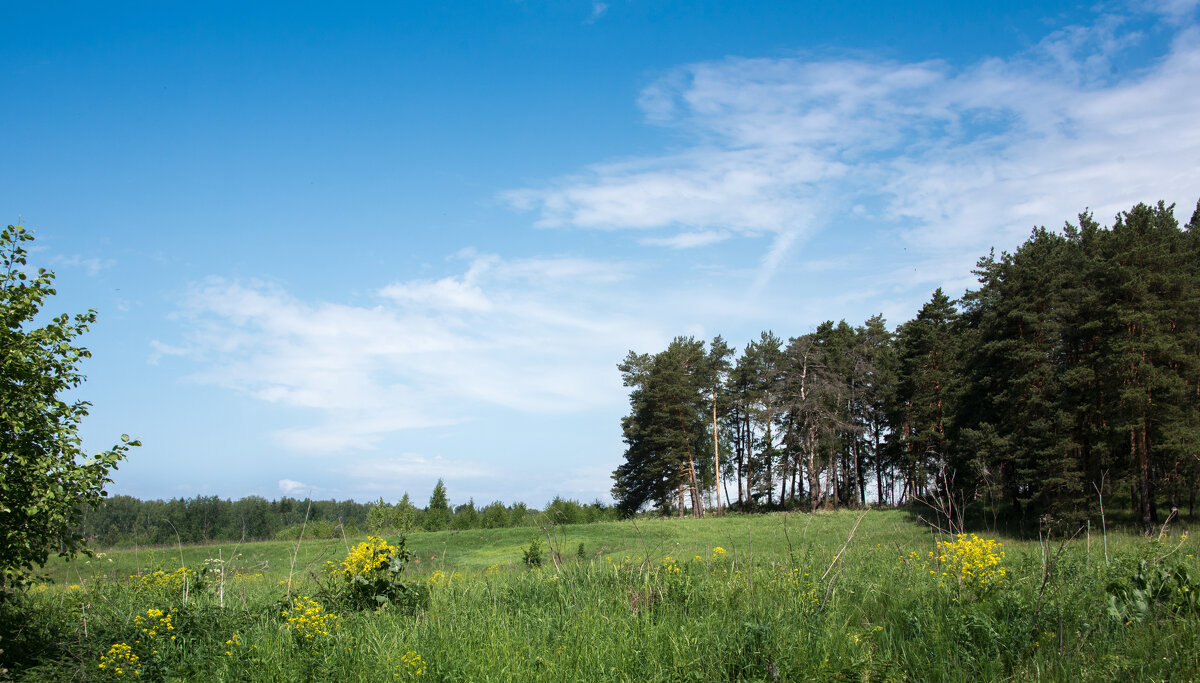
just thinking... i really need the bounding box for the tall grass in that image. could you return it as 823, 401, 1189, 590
7, 510, 1198, 681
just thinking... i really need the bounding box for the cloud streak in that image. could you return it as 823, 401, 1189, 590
161, 254, 659, 454
159, 3, 1200, 498
505, 6, 1200, 288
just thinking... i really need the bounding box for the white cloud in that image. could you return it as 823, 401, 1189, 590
347, 454, 497, 487
161, 3, 1200, 494
162, 254, 661, 455
1136, 0, 1200, 22
505, 6, 1200, 289
278, 479, 313, 496
53, 254, 116, 275
639, 230, 730, 249
586, 1, 608, 23
148, 340, 189, 365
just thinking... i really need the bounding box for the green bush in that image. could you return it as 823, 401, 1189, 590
322, 536, 429, 613
522, 536, 544, 568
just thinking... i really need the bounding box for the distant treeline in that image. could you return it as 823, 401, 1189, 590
78, 480, 618, 548
615, 201, 1200, 531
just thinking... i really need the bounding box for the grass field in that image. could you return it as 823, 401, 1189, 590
6, 509, 1198, 681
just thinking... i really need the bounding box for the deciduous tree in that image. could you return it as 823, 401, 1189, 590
0, 224, 138, 589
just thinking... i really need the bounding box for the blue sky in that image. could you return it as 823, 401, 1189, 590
3, 0, 1198, 508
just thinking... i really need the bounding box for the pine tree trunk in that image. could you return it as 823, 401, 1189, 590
875, 425, 884, 506
851, 433, 861, 508
831, 453, 839, 509
806, 426, 820, 512
1137, 423, 1152, 531
778, 450, 788, 504
791, 460, 799, 503
765, 399, 774, 507
686, 450, 704, 518
729, 410, 739, 506
744, 412, 754, 507
713, 388, 723, 515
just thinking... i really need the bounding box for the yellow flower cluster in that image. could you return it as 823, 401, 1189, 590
133, 567, 193, 591
338, 537, 398, 579
604, 555, 649, 575
134, 607, 175, 640
929, 534, 1007, 589
661, 556, 682, 575
428, 570, 462, 586
786, 568, 821, 606
396, 650, 426, 677
284, 596, 338, 639
224, 633, 241, 657
712, 547, 727, 559
98, 642, 139, 676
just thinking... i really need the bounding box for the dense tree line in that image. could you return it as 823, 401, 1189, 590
613, 201, 1200, 530
76, 494, 370, 547
76, 481, 618, 548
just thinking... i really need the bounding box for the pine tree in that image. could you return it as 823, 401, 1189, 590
889, 289, 959, 503
707, 336, 735, 515
611, 338, 710, 516
859, 315, 895, 506
957, 229, 1083, 523
747, 332, 785, 506
1097, 202, 1196, 529
425, 479, 450, 531
780, 331, 842, 510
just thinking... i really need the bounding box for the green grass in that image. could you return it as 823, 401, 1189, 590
8, 509, 1199, 681
43, 511, 934, 584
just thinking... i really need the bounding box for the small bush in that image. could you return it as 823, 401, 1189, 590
323, 536, 429, 613
523, 536, 544, 567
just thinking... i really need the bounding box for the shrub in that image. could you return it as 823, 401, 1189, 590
1107, 559, 1200, 623
928, 533, 1006, 594
283, 596, 338, 640
523, 536, 544, 567
324, 536, 428, 612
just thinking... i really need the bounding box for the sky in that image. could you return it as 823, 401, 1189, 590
2, 0, 1198, 509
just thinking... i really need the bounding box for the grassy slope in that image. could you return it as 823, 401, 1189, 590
19, 509, 1200, 682
42, 510, 934, 585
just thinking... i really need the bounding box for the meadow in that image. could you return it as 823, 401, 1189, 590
5, 509, 1198, 681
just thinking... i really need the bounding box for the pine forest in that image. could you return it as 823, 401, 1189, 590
612, 201, 1200, 531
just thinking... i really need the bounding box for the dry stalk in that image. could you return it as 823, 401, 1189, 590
821, 512, 867, 582
1093, 473, 1109, 566
817, 512, 867, 613
217, 548, 224, 609
286, 497, 313, 599
165, 520, 188, 605
1031, 525, 1084, 632
916, 469, 966, 536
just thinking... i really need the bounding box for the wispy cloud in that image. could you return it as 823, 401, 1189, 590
160, 254, 661, 454
278, 478, 315, 496
160, 3, 1200, 491
639, 230, 730, 249
52, 254, 116, 276
505, 6, 1200, 288
1137, 0, 1200, 23
346, 454, 497, 489
585, 1, 609, 24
